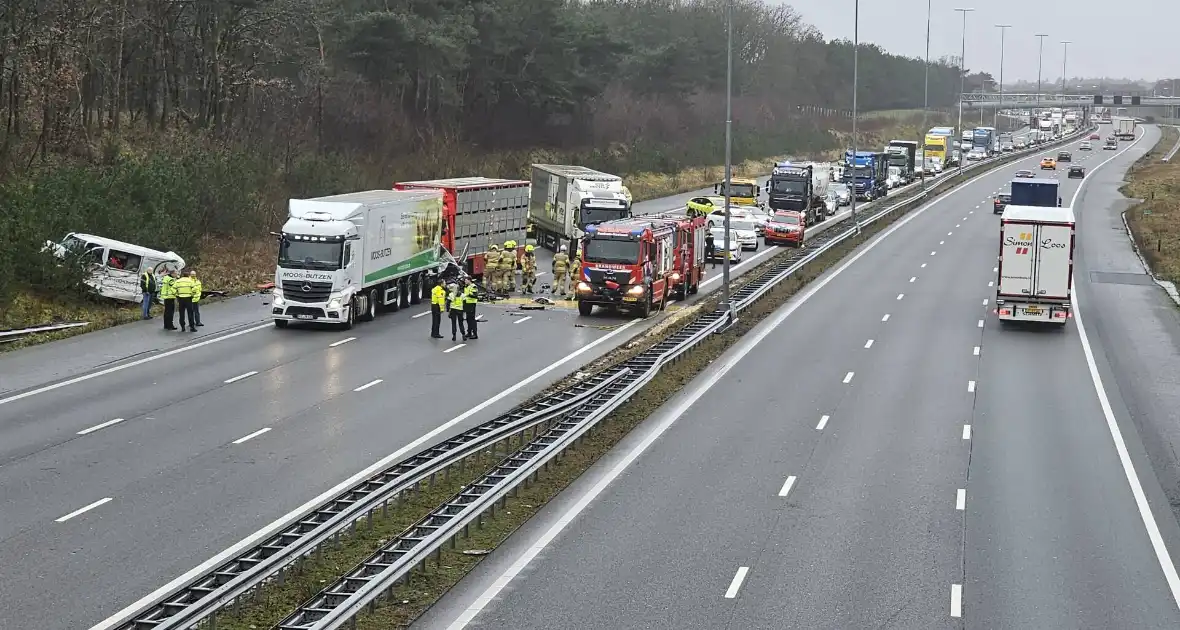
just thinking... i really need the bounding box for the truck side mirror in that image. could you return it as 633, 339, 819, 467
1058, 197, 1062, 207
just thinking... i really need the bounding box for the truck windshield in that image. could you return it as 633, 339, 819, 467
579, 205, 628, 227
849, 165, 872, 178
718, 183, 755, 198
924, 143, 943, 152
770, 179, 807, 194
583, 238, 639, 264
279, 237, 343, 270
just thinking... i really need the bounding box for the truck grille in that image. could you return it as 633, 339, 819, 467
281, 280, 333, 303
586, 268, 633, 285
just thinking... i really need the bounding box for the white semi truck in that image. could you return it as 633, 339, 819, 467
528, 164, 631, 252
995, 205, 1076, 326
1115, 117, 1137, 140
272, 189, 446, 330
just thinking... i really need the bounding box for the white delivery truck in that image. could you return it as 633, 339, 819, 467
528, 164, 631, 252
272, 189, 445, 330
995, 205, 1076, 325
1115, 117, 1137, 140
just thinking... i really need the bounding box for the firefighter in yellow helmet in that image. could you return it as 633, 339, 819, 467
552, 245, 570, 296
484, 244, 502, 294
502, 240, 518, 292
521, 244, 537, 294
569, 243, 582, 290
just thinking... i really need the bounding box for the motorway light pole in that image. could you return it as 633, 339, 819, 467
850, 0, 861, 234
995, 24, 1011, 129
1060, 41, 1071, 97
921, 0, 931, 190
1034, 34, 1048, 107
955, 8, 973, 175
721, 0, 735, 325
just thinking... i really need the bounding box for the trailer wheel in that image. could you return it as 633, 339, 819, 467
273, 319, 288, 329
578, 300, 593, 316
399, 279, 411, 308
409, 273, 422, 305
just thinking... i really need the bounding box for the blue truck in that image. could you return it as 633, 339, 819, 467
973, 127, 996, 156
1010, 178, 1061, 208
843, 150, 889, 201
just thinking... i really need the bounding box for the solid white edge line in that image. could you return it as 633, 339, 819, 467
412, 311, 430, 319
951, 584, 963, 617
94, 319, 641, 630
77, 418, 125, 435
724, 567, 750, 599
443, 149, 1048, 626
223, 371, 258, 384
443, 344, 467, 353
55, 497, 113, 523
513, 316, 532, 324
816, 415, 830, 430
0, 323, 273, 407
1058, 126, 1180, 608
967, 380, 976, 393
956, 488, 966, 510
778, 476, 797, 498
329, 337, 357, 347
962, 424, 972, 440
232, 427, 272, 445
353, 379, 383, 392
843, 372, 855, 384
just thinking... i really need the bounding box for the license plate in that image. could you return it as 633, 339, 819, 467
622, 297, 638, 302
1022, 307, 1042, 315
295, 314, 314, 320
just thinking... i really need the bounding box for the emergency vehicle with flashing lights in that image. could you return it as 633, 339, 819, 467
763, 211, 806, 247
995, 204, 1076, 326
394, 177, 530, 280
650, 213, 708, 300
575, 218, 678, 318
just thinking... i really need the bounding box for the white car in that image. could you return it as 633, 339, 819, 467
721, 218, 760, 250
966, 149, 987, 161
708, 227, 743, 262
1079, 141, 1092, 150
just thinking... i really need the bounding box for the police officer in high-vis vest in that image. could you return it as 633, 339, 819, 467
448, 283, 467, 341
189, 269, 204, 327
430, 278, 447, 339
463, 278, 479, 339
160, 268, 177, 330
173, 271, 197, 332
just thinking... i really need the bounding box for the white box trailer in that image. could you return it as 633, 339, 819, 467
995, 205, 1076, 325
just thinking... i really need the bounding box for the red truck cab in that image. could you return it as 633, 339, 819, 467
763, 211, 806, 246
576, 218, 677, 317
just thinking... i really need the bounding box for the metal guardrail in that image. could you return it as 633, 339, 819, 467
101, 125, 1090, 630
1163, 127, 1180, 163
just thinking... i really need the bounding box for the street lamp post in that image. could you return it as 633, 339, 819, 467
850, 0, 861, 233
721, 0, 734, 325
1060, 41, 1071, 97
955, 8, 974, 175
995, 25, 1011, 129
921, 0, 931, 189
1034, 33, 1048, 104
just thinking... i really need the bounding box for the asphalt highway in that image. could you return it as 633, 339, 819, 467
420, 125, 1180, 629
0, 156, 923, 628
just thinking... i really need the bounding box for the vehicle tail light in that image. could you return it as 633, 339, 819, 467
1053, 311, 1068, 319
999, 308, 1012, 316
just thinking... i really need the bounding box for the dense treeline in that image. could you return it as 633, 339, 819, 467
0, 0, 961, 309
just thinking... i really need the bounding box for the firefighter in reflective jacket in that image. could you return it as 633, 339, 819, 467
484, 244, 501, 293
521, 245, 537, 294
463, 279, 479, 339
502, 240, 518, 292
429, 278, 447, 338
570, 248, 582, 289
552, 245, 570, 295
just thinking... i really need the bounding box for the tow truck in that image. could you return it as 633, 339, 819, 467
576, 218, 678, 317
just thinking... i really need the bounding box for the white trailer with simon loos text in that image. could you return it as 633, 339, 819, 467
995, 205, 1075, 326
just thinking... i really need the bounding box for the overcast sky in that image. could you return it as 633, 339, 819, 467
780, 0, 1173, 83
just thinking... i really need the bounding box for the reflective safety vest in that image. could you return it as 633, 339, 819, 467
431, 285, 447, 306
463, 285, 478, 305
449, 291, 464, 311
173, 276, 196, 298
192, 278, 203, 302
159, 275, 176, 299
141, 270, 156, 293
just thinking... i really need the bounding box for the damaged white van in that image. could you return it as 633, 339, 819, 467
44, 233, 186, 303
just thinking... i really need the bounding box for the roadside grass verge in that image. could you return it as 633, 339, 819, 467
1123, 126, 1180, 285
206, 134, 1011, 630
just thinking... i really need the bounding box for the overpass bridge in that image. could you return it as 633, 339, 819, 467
959, 93, 1180, 118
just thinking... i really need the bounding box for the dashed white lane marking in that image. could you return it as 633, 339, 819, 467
725, 567, 750, 598
940, 240, 945, 245
223, 371, 258, 384
864, 339, 874, 349
956, 224, 961, 228
778, 476, 797, 497
974, 204, 980, 208
963, 424, 972, 440
977, 319, 984, 328
982, 299, 989, 306
967, 380, 976, 393
329, 337, 356, 347
816, 415, 830, 430
931, 251, 937, 256
412, 311, 430, 319
951, 584, 963, 617
55, 497, 113, 523
973, 346, 980, 356
956, 488, 967, 510
921, 263, 927, 268
513, 316, 533, 324
948, 231, 953, 236
77, 418, 125, 435
882, 314, 891, 322
988, 281, 994, 287
233, 427, 272, 444
897, 293, 905, 300
962, 217, 968, 221
843, 372, 855, 384
443, 344, 467, 353
909, 277, 917, 283
993, 266, 998, 272
969, 210, 974, 214
353, 379, 383, 392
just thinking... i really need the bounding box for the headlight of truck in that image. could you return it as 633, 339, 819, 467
627, 285, 646, 296
669, 271, 681, 282
576, 282, 592, 293
327, 292, 344, 309
272, 289, 285, 306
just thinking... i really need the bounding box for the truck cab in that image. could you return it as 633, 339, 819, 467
575, 219, 677, 318
843, 151, 888, 201
529, 165, 631, 252
767, 162, 828, 222
714, 177, 762, 208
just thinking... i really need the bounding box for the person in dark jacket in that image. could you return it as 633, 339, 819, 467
705, 231, 716, 269
140, 267, 157, 320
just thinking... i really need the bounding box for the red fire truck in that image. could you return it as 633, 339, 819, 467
651, 213, 708, 299
763, 210, 807, 247
576, 218, 679, 317
393, 177, 529, 278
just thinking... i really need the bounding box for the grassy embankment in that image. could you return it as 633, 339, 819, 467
1, 110, 945, 348
1123, 125, 1180, 285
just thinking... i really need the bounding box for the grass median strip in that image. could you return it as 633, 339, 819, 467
205, 136, 1066, 630
1125, 125, 1180, 286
